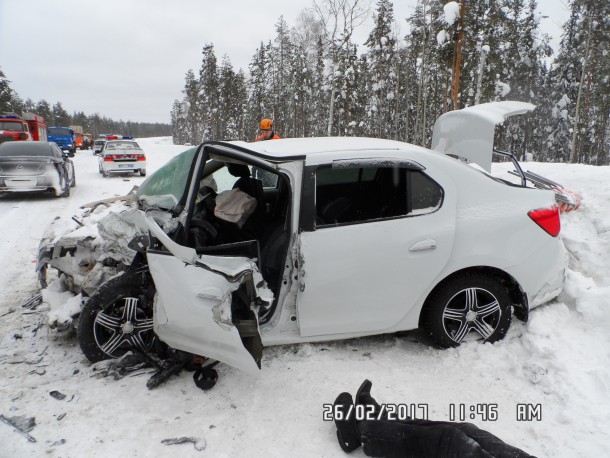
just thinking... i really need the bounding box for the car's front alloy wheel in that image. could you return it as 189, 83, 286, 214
78, 273, 155, 362
421, 273, 512, 348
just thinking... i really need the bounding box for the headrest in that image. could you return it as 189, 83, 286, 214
227, 163, 251, 178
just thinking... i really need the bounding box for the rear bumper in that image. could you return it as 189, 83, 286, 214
506, 237, 568, 309
101, 161, 146, 173
0, 171, 60, 193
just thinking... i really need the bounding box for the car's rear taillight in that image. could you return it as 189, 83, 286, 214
528, 205, 560, 237
137, 155, 146, 161
103, 155, 113, 162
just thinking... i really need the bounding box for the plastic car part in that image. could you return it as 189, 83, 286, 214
193, 362, 219, 391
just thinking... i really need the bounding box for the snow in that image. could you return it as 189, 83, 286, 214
437, 30, 450, 46
1, 137, 610, 457
443, 1, 461, 26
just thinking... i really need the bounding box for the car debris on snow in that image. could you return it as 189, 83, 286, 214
161, 436, 206, 451
49, 390, 67, 400
0, 414, 37, 443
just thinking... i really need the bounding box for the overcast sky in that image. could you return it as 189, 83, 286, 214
0, 0, 569, 124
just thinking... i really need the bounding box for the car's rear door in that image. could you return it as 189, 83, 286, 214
296, 159, 456, 337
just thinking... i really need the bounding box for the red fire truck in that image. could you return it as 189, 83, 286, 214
0, 112, 48, 143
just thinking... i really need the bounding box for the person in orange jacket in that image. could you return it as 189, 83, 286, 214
255, 118, 281, 141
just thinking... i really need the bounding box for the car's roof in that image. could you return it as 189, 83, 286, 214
0, 141, 55, 155
213, 137, 432, 163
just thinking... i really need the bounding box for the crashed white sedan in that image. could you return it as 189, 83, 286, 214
37, 102, 567, 375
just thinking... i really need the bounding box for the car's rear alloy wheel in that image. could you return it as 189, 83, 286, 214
422, 273, 512, 348
78, 273, 155, 362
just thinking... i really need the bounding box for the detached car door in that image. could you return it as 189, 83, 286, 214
145, 213, 265, 373
297, 160, 456, 337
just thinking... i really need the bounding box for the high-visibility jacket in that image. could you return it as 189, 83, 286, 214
255, 132, 281, 142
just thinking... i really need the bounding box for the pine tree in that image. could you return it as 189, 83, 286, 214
199, 44, 220, 141
364, 0, 398, 137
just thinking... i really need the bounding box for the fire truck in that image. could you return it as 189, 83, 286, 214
0, 113, 48, 143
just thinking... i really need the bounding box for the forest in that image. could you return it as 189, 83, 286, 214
171, 0, 608, 164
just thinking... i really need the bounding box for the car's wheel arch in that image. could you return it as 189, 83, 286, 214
418, 266, 528, 330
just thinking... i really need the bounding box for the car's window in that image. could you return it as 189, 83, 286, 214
136, 147, 197, 209
252, 167, 279, 188
410, 170, 443, 214
0, 121, 24, 131
199, 163, 279, 193
0, 143, 54, 157
48, 128, 70, 136
52, 145, 62, 158
315, 166, 442, 226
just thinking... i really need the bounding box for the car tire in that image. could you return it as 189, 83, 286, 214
78, 273, 155, 363
421, 272, 512, 348
140, 170, 146, 177
70, 170, 76, 188
102, 169, 109, 177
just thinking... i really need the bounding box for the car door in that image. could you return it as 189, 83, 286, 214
140, 142, 274, 371
144, 212, 266, 373
296, 160, 456, 337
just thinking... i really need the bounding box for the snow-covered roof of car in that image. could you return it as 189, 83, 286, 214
213, 137, 431, 163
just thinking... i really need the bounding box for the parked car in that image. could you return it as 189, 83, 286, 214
98, 140, 146, 177
37, 102, 567, 376
93, 139, 106, 154
93, 138, 106, 154
0, 141, 75, 197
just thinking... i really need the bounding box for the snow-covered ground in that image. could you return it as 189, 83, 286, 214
0, 137, 608, 457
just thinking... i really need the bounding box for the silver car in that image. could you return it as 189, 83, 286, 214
0, 141, 75, 197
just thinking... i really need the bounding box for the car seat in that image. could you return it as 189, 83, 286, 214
227, 163, 266, 237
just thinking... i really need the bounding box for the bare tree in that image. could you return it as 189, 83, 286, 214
312, 0, 370, 135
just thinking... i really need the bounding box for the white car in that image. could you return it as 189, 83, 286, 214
93, 139, 106, 154
98, 140, 146, 177
38, 102, 567, 378
0, 141, 75, 197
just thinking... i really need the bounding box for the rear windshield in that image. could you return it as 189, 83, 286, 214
0, 143, 55, 157
106, 141, 140, 150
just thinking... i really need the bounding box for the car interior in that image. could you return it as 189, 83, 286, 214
182, 157, 293, 319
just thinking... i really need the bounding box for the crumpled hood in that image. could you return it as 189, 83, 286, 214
37, 198, 177, 295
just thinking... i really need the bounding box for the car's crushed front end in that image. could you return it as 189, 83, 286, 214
36, 194, 151, 295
